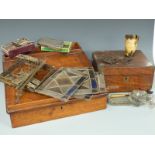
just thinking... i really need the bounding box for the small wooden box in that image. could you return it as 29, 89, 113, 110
92, 50, 154, 92
3, 43, 107, 128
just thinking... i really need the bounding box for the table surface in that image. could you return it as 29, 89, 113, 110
0, 55, 155, 135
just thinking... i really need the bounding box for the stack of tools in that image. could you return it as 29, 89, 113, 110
37, 37, 72, 53
0, 54, 106, 102
1, 38, 35, 58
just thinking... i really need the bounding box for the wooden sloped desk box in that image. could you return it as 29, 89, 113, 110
3, 42, 107, 128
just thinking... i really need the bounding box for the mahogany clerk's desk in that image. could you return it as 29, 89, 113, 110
3, 42, 107, 128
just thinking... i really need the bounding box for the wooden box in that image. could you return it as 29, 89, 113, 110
3, 43, 107, 128
92, 50, 154, 92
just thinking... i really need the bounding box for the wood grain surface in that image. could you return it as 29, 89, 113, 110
3, 42, 107, 128
92, 50, 154, 92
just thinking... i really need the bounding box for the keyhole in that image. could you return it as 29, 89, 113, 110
124, 76, 129, 82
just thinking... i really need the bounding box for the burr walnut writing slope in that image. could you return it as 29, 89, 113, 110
92, 50, 154, 92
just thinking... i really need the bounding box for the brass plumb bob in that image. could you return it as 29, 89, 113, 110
125, 34, 139, 57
